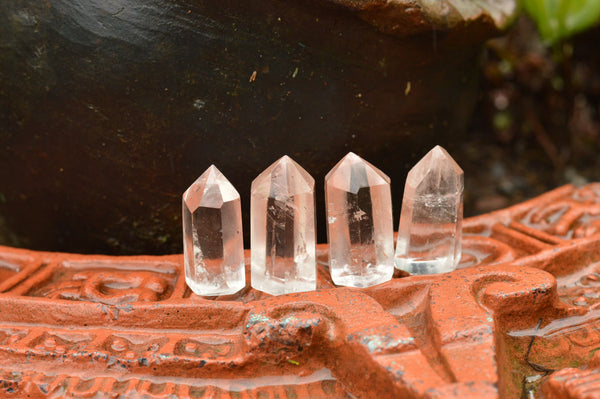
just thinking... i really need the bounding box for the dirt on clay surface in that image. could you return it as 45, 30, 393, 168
460, 16, 600, 218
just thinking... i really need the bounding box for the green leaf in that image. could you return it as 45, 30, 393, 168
522, 0, 600, 44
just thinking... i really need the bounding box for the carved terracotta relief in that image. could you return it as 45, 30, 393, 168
1, 184, 600, 398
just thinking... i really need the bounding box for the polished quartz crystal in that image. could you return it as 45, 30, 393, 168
325, 152, 394, 287
182, 165, 245, 296
395, 145, 464, 275
250, 156, 316, 295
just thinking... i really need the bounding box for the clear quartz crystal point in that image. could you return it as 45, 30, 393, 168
325, 152, 394, 287
182, 165, 245, 296
250, 156, 316, 295
395, 145, 464, 275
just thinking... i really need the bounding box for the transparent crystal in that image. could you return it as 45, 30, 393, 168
395, 145, 464, 275
250, 156, 316, 295
182, 165, 245, 296
325, 152, 394, 287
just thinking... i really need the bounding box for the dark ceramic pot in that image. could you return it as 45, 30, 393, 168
0, 0, 516, 254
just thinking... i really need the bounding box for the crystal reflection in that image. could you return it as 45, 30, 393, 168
251, 156, 316, 295
326, 152, 394, 288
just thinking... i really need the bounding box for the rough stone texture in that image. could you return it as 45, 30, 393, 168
3, 184, 600, 397
0, 0, 517, 255
540, 368, 600, 399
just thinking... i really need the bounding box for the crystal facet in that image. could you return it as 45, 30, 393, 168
325, 152, 394, 287
395, 145, 464, 275
182, 165, 245, 296
250, 156, 316, 295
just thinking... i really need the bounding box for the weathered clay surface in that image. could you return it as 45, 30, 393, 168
1, 184, 600, 398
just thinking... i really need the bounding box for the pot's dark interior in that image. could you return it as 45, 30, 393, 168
0, 0, 487, 254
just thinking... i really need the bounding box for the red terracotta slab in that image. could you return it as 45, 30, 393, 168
1, 184, 600, 398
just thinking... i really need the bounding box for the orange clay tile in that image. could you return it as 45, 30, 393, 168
2, 184, 600, 398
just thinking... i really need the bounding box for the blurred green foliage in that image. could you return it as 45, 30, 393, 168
522, 0, 600, 44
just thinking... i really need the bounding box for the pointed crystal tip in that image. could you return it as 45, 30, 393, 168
405, 146, 463, 190
428, 146, 460, 170
183, 165, 240, 211
325, 152, 390, 194
251, 155, 315, 197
